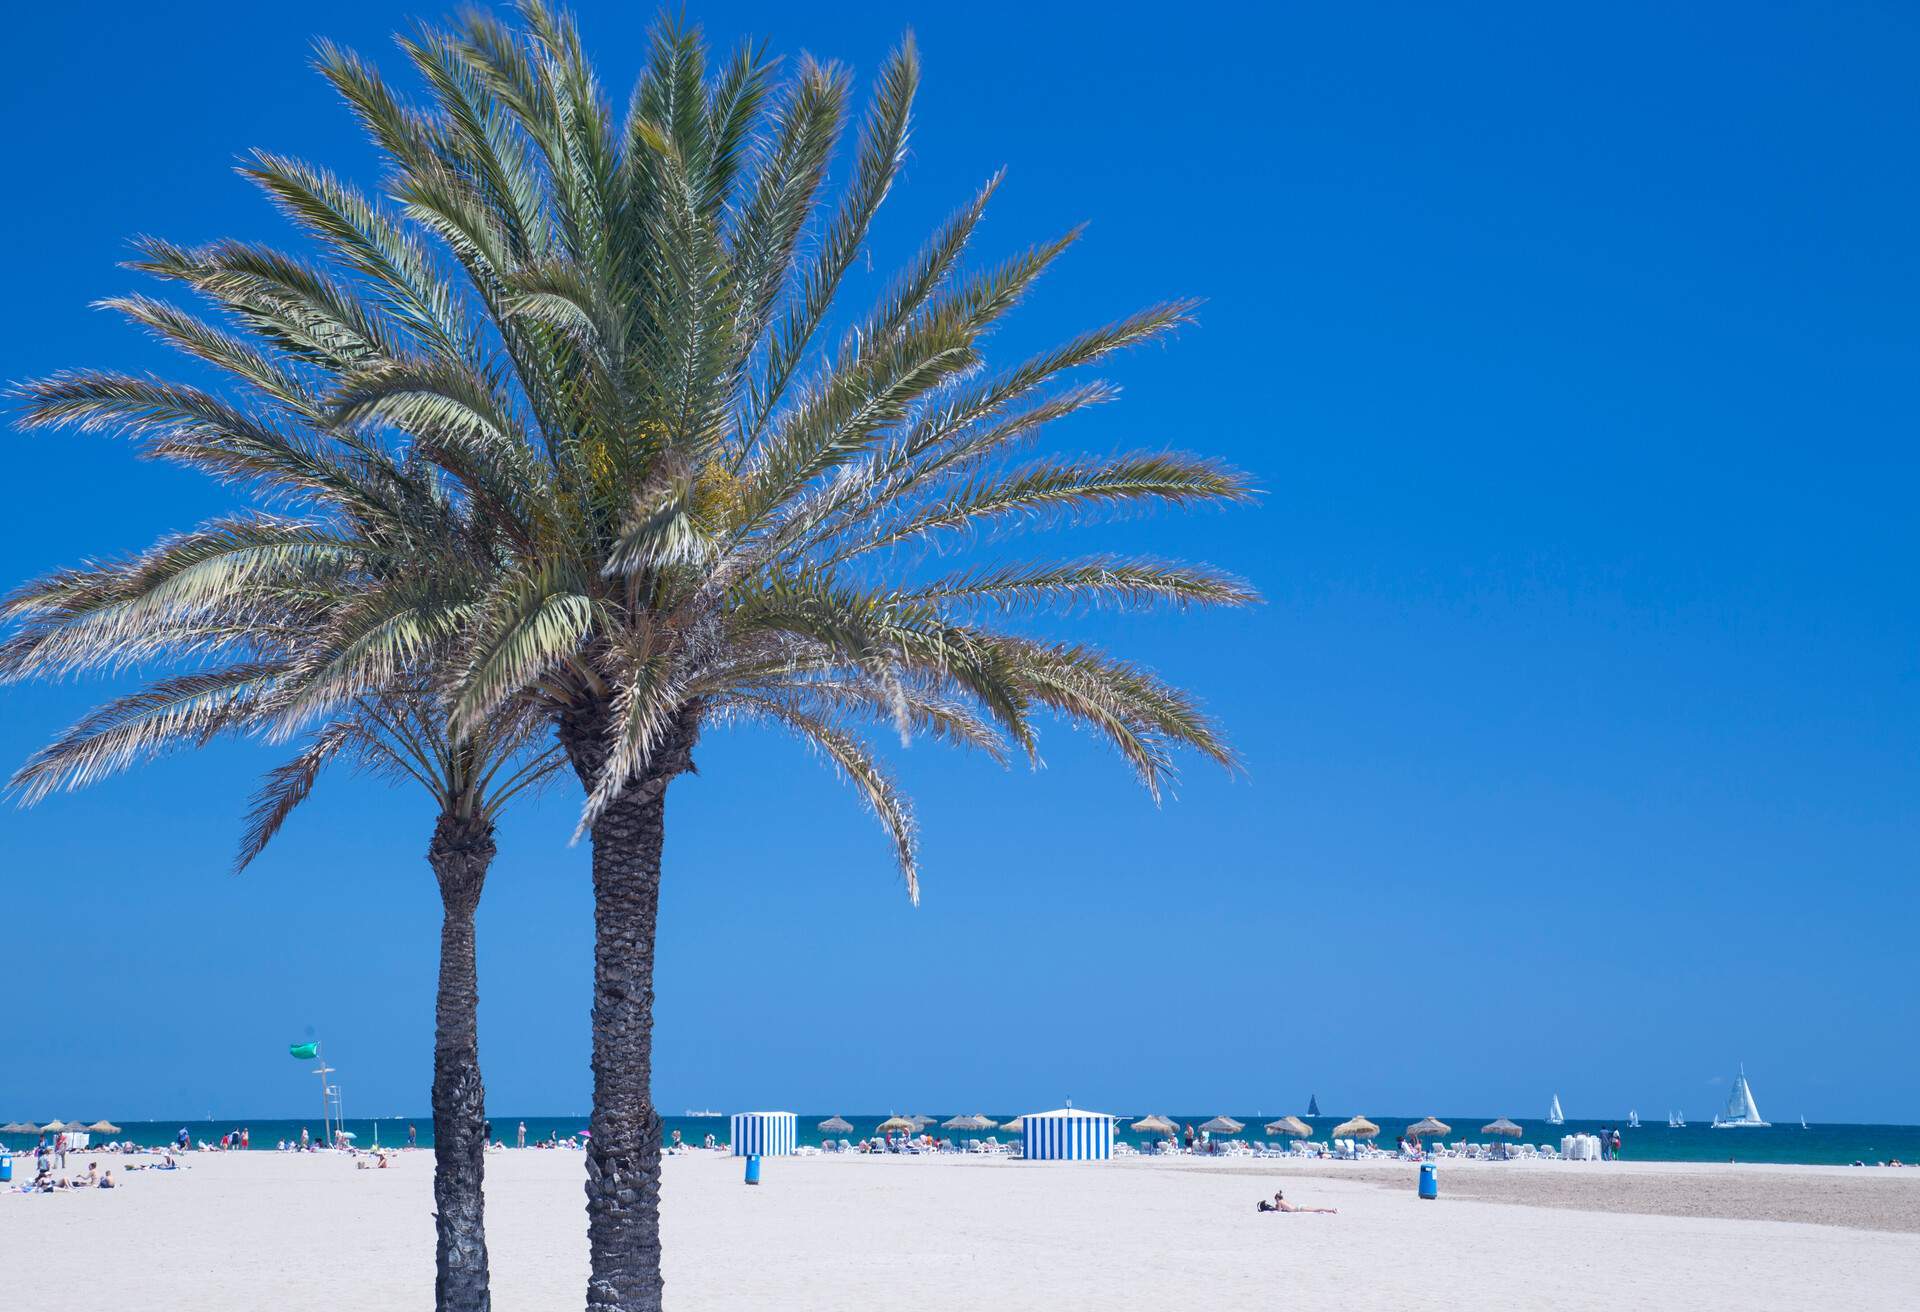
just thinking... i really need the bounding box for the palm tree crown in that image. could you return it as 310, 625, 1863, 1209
169, 7, 1251, 888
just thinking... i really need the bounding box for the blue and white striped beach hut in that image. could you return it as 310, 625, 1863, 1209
729, 1111, 797, 1157
1021, 1108, 1116, 1161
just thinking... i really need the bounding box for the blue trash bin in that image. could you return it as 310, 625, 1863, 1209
0, 1152, 12, 1184
744, 1154, 761, 1186
1418, 1162, 1437, 1200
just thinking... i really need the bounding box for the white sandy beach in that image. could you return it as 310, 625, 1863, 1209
6, 1150, 1917, 1310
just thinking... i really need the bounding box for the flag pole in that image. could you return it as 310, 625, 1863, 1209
313, 1042, 335, 1148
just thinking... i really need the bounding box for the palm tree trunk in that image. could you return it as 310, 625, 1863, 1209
428, 810, 497, 1312
559, 701, 700, 1312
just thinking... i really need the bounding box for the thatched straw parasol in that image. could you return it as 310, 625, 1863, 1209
1198, 1115, 1244, 1135
1481, 1117, 1524, 1138
1, 1121, 37, 1134
875, 1116, 916, 1134
1130, 1115, 1177, 1135
39, 1120, 72, 1133
942, 1114, 997, 1131
1330, 1116, 1379, 1140
1406, 1117, 1451, 1140
999, 1116, 1024, 1135
87, 1121, 122, 1135
1265, 1116, 1313, 1138
818, 1116, 854, 1135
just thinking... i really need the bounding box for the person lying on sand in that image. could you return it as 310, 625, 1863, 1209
1258, 1190, 1337, 1214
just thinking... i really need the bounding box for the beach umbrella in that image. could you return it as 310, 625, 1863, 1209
1481, 1117, 1524, 1138
1406, 1117, 1451, 1140
1265, 1116, 1313, 1138
942, 1114, 997, 1131
875, 1116, 916, 1134
87, 1121, 122, 1134
39, 1120, 70, 1133
818, 1116, 854, 1135
1, 1121, 37, 1134
1330, 1116, 1379, 1140
1198, 1116, 1244, 1135
999, 1116, 1024, 1135
1130, 1115, 1177, 1135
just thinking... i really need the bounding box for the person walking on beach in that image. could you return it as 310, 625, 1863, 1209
517, 1121, 526, 1149
55, 1131, 68, 1169
1611, 1128, 1622, 1160
406, 1123, 417, 1148
300, 1125, 309, 1150
240, 1128, 248, 1151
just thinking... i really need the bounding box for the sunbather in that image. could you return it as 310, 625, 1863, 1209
1260, 1190, 1337, 1214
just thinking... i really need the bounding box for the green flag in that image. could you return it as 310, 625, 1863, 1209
289, 1042, 319, 1060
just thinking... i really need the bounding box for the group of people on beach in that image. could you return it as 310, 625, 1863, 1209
666, 1130, 718, 1154
1182, 1124, 1222, 1153
21, 1148, 121, 1193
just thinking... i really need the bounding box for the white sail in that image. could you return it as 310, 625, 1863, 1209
1547, 1094, 1564, 1125
1711, 1065, 1770, 1128
1627, 1110, 1640, 1129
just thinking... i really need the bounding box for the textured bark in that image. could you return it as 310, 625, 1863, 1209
428, 810, 497, 1312
558, 699, 700, 1312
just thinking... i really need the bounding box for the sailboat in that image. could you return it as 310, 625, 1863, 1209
1711, 1064, 1770, 1128
1800, 1114, 1808, 1130
1627, 1110, 1640, 1129
1306, 1094, 1321, 1118
1546, 1094, 1565, 1126
1667, 1110, 1685, 1128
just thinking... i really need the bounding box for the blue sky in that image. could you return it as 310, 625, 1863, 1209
1, 1, 1915, 1125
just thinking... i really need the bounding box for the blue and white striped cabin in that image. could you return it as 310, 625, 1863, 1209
1022, 1108, 1116, 1161
729, 1111, 797, 1157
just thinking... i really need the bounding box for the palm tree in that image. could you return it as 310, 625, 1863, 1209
3, 297, 556, 1312
13, 7, 1257, 1310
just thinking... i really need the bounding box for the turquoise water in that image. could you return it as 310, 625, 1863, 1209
6, 1115, 1918, 1166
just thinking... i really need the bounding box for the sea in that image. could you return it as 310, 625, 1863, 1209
6, 1114, 1918, 1167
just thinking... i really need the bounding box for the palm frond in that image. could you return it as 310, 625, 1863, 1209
8, 664, 282, 803
717, 692, 919, 902
908, 556, 1259, 613
234, 719, 362, 871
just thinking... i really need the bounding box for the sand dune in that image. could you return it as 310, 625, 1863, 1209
6, 1150, 1915, 1310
